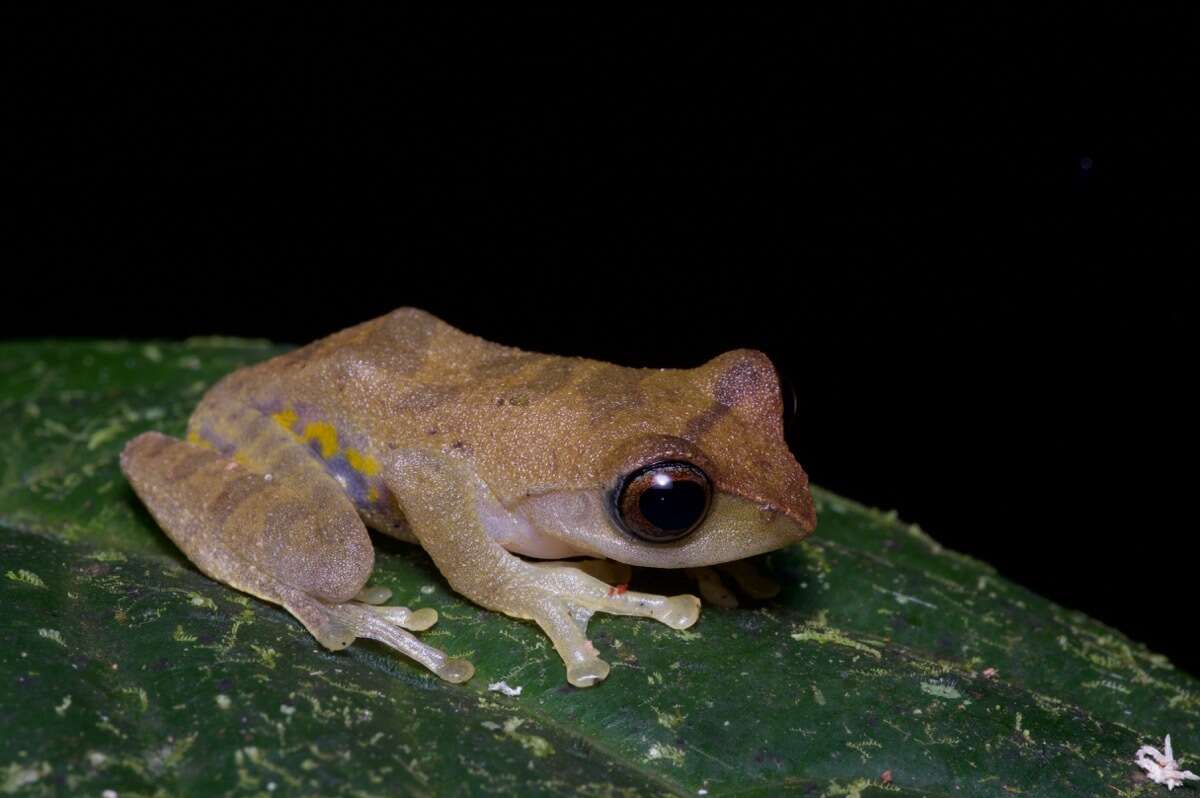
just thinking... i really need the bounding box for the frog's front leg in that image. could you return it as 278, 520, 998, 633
120, 431, 472, 683
388, 452, 700, 687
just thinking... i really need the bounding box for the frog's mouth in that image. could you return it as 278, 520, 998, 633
517, 490, 812, 569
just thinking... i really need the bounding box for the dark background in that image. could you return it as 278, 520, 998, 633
7, 10, 1195, 673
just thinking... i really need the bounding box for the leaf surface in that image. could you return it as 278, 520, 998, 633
1, 340, 1195, 797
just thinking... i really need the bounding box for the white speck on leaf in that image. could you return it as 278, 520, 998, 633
38, 628, 66, 647
1136, 734, 1199, 790
874, 585, 938, 609
87, 420, 125, 451
2, 762, 50, 791
488, 681, 523, 696
645, 743, 686, 766
6, 569, 46, 588
920, 680, 962, 700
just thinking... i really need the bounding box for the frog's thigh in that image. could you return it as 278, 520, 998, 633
121, 432, 473, 682
122, 431, 370, 594
122, 432, 371, 637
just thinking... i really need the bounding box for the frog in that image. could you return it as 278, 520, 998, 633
121, 307, 817, 687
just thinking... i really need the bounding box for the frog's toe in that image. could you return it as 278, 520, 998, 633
400, 607, 438, 631
329, 603, 471, 684
524, 599, 613, 687
686, 566, 739, 608
658, 595, 702, 630
567, 657, 611, 688
354, 585, 394, 605
435, 657, 475, 684
370, 604, 438, 631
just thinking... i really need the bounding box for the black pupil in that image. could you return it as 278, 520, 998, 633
638, 473, 707, 532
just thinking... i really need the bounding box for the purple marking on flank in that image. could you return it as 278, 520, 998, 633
322, 452, 373, 509
256, 403, 390, 512
200, 423, 237, 457
252, 397, 286, 415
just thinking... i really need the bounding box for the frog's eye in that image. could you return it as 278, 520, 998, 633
613, 461, 712, 543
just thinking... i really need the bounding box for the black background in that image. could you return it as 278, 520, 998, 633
7, 10, 1196, 674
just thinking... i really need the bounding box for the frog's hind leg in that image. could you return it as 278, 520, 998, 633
120, 430, 470, 683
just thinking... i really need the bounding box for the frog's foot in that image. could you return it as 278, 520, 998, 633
352, 587, 441, 629
684, 559, 782, 606
207, 564, 464, 684
512, 563, 700, 687
718, 559, 781, 599
323, 602, 472, 683
685, 566, 739, 608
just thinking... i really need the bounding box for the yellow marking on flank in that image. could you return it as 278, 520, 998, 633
346, 449, 381, 476
272, 406, 299, 433
367, 486, 380, 503
233, 451, 253, 467
187, 429, 214, 450
303, 421, 339, 458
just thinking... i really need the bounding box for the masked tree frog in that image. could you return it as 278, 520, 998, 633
121, 308, 816, 687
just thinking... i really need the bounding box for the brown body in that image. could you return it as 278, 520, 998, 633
122, 308, 816, 687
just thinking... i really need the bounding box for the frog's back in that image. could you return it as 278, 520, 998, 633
213, 308, 525, 400
198, 307, 600, 450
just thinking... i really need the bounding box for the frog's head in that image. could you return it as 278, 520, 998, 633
520, 349, 817, 568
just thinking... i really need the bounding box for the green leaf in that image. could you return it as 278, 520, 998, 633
1, 340, 1196, 797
